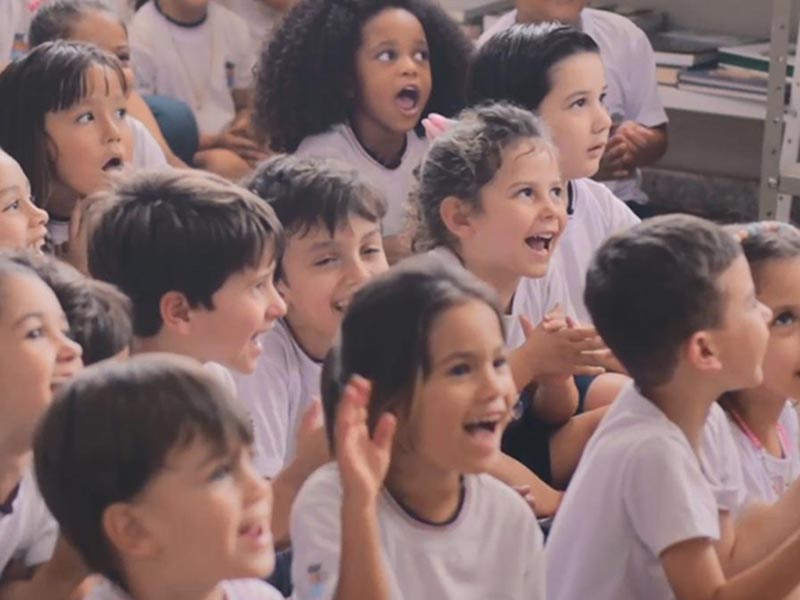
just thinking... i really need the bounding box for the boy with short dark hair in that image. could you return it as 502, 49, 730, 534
546, 214, 800, 600
34, 353, 283, 600
235, 155, 388, 479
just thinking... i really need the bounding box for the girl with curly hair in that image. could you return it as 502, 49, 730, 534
254, 0, 471, 258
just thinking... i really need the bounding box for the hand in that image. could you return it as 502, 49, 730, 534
290, 399, 331, 483
422, 113, 456, 140
518, 310, 609, 381
595, 134, 633, 180
336, 375, 396, 505
215, 131, 270, 165
512, 484, 537, 514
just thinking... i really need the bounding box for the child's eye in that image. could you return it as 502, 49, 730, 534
448, 363, 471, 376
76, 112, 94, 124
209, 462, 233, 482
550, 186, 564, 201
115, 108, 127, 120
493, 357, 508, 370
25, 327, 44, 340
414, 49, 430, 62
313, 256, 338, 267
570, 98, 587, 109
117, 52, 131, 64
516, 187, 534, 199
600, 92, 608, 106
362, 245, 383, 256
773, 311, 796, 327
377, 49, 396, 62
2, 200, 21, 213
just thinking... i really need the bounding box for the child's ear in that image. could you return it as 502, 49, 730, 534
159, 291, 192, 334
439, 196, 477, 241
102, 503, 160, 560
684, 330, 722, 373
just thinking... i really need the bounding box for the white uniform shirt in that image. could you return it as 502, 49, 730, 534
479, 8, 668, 204
546, 382, 720, 600
428, 246, 576, 351
0, 0, 30, 63
218, 0, 280, 53
86, 577, 283, 600
233, 319, 321, 478
295, 123, 429, 236
131, 117, 168, 169
0, 468, 58, 574
727, 401, 800, 507
130, 1, 255, 134
291, 463, 545, 600
553, 177, 640, 324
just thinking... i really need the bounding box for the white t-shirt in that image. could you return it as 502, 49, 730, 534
291, 463, 545, 600
130, 1, 255, 134
553, 177, 640, 325
218, 0, 280, 54
233, 319, 322, 478
0, 468, 58, 574
428, 246, 576, 350
726, 401, 800, 507
295, 123, 429, 236
0, 0, 30, 63
130, 117, 168, 169
479, 8, 668, 204
86, 577, 283, 600
700, 402, 748, 517
546, 382, 720, 600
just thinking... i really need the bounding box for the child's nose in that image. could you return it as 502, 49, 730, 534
593, 104, 612, 133
58, 332, 83, 365
26, 199, 48, 226
266, 285, 287, 320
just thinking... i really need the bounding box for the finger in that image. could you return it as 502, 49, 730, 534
372, 412, 397, 451
299, 398, 323, 434
565, 316, 577, 329
544, 303, 563, 319
562, 327, 600, 342
571, 338, 609, 352
226, 135, 259, 152
519, 314, 537, 338
572, 366, 607, 376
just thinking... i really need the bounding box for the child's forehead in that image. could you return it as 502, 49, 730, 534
288, 215, 380, 246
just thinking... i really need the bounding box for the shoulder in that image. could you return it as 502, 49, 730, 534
208, 1, 249, 33
405, 131, 430, 160
295, 125, 352, 158
476, 10, 516, 47
572, 178, 640, 224
583, 8, 649, 43
222, 579, 284, 600
130, 2, 161, 34
295, 463, 342, 508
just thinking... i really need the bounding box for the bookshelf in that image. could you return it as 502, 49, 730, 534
658, 85, 766, 120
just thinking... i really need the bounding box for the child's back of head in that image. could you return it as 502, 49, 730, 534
584, 214, 757, 394
34, 353, 277, 597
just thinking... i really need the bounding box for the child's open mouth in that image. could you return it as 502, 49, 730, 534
525, 233, 555, 253
395, 85, 421, 114
102, 156, 124, 172
463, 418, 500, 435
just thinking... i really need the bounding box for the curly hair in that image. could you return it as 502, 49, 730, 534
254, 0, 472, 152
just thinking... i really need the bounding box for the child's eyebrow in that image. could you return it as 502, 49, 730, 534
0, 185, 21, 199
359, 227, 382, 241
13, 313, 44, 329
308, 239, 338, 252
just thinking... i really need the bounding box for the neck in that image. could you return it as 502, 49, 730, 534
47, 182, 79, 221
728, 388, 787, 456
384, 450, 462, 524
157, 0, 208, 24
0, 450, 29, 507
646, 372, 719, 454
132, 333, 206, 364
283, 316, 329, 363
124, 570, 223, 600
456, 246, 519, 313
349, 118, 407, 168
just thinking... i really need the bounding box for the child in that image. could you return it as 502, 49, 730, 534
0, 258, 84, 599
28, 0, 188, 169
478, 0, 668, 212
255, 0, 471, 258
34, 354, 283, 600
542, 214, 800, 600
291, 256, 545, 599
469, 23, 640, 324
413, 101, 613, 513
0, 40, 133, 246
88, 169, 321, 546
235, 154, 389, 479
130, 0, 266, 179
218, 0, 294, 54
88, 168, 285, 378
0, 149, 49, 252
719, 222, 800, 507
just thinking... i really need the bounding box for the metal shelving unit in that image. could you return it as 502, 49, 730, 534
759, 0, 800, 220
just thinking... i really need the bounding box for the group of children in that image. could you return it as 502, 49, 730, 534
1, 0, 799, 599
